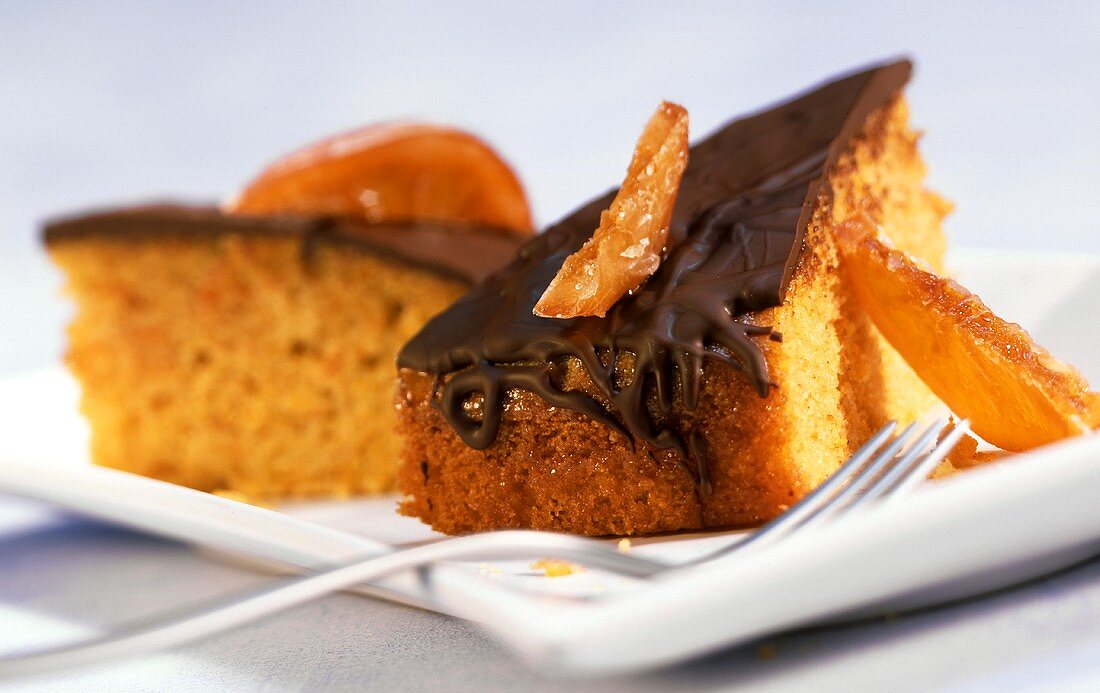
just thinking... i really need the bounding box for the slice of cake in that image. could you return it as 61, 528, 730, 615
45, 124, 530, 499
396, 59, 951, 535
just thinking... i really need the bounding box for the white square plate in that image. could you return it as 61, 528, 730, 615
2, 248, 1099, 675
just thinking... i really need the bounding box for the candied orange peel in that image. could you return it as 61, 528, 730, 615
837, 214, 1100, 452
227, 123, 534, 235
534, 101, 689, 318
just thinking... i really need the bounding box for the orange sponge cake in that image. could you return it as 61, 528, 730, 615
395, 60, 949, 535
45, 208, 523, 498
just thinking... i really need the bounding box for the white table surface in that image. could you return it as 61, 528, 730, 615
3, 3, 1100, 690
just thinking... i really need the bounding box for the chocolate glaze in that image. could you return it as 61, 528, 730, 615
43, 205, 523, 285
398, 60, 912, 463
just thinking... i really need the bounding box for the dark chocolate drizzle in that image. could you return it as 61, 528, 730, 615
43, 205, 523, 286
398, 60, 912, 463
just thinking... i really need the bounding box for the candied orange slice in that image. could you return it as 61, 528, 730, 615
533, 102, 689, 318
837, 214, 1100, 451
227, 123, 534, 235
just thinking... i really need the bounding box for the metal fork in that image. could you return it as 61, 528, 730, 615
0, 415, 969, 677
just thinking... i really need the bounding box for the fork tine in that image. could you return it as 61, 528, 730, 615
875, 420, 971, 503
841, 418, 969, 515
848, 417, 954, 508
752, 420, 900, 537
691, 421, 901, 563
798, 418, 943, 527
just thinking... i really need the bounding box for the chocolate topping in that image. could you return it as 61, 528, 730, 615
42, 205, 523, 285
398, 60, 912, 458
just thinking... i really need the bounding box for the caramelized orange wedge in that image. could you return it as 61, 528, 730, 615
837, 214, 1100, 451
534, 102, 689, 318
227, 123, 534, 235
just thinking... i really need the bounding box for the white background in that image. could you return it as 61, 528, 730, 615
1, 2, 1098, 374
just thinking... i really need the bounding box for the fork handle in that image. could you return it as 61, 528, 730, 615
0, 530, 665, 678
